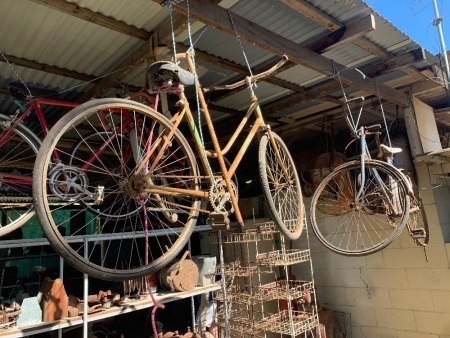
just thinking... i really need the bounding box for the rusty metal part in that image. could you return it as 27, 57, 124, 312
159, 251, 199, 292
208, 178, 237, 214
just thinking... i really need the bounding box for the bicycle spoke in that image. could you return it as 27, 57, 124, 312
259, 133, 303, 240
310, 160, 409, 256
33, 98, 200, 281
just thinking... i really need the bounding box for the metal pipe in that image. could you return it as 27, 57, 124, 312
432, 0, 450, 87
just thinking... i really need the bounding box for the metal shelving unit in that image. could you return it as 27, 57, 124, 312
212, 217, 320, 338
0, 224, 214, 337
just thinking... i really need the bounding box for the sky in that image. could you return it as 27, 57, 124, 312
363, 0, 449, 54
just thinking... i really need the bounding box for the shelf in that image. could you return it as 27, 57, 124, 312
0, 224, 212, 249
215, 280, 314, 304
256, 311, 319, 336
255, 280, 314, 302
209, 228, 275, 244
255, 249, 310, 266
218, 262, 273, 277
0, 284, 221, 338
416, 148, 450, 164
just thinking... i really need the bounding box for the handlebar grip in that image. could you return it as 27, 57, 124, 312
365, 124, 382, 131
203, 55, 289, 93
247, 55, 289, 83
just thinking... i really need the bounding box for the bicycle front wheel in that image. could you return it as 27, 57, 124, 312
33, 98, 201, 281
310, 160, 410, 256
0, 113, 41, 237
259, 132, 304, 240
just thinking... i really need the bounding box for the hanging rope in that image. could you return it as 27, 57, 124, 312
375, 81, 393, 148
167, 0, 179, 64
227, 10, 254, 78
0, 50, 32, 99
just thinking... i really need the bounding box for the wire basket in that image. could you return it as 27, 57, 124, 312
216, 308, 264, 337
255, 249, 310, 266
209, 227, 275, 244
254, 280, 314, 302
256, 310, 319, 336
217, 262, 273, 276
214, 285, 253, 305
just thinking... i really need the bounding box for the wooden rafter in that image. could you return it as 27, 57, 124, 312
29, 0, 151, 40
160, 0, 409, 107
0, 53, 95, 82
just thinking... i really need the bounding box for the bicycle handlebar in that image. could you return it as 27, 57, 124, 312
203, 55, 289, 93
364, 124, 382, 132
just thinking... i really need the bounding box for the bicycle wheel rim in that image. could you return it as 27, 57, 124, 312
0, 114, 40, 237
33, 98, 200, 281
310, 160, 410, 256
258, 132, 304, 240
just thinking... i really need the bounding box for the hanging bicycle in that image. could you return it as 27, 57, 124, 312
309, 72, 429, 256
32, 51, 304, 281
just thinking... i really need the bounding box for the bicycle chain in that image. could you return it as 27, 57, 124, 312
0, 196, 66, 203
0, 196, 33, 203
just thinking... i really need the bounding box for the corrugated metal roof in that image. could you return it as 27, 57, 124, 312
0, 0, 447, 137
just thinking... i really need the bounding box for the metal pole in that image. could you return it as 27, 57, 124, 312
432, 0, 450, 85
218, 231, 230, 338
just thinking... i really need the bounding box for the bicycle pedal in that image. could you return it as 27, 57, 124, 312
411, 228, 426, 239
207, 213, 230, 230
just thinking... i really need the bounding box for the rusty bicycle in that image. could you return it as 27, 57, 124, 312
310, 93, 428, 256
32, 51, 304, 280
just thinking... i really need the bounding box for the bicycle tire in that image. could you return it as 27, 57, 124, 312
0, 113, 41, 237
258, 132, 304, 240
310, 159, 410, 256
33, 98, 201, 281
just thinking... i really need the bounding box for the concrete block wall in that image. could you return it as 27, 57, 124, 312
293, 189, 450, 337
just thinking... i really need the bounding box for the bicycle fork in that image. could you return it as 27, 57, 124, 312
357, 128, 403, 217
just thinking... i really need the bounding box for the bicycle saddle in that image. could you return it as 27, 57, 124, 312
8, 82, 59, 101
379, 143, 402, 156
147, 61, 195, 91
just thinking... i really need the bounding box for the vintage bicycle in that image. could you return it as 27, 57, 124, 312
0, 84, 78, 237
0, 86, 158, 238
32, 52, 304, 281
309, 92, 429, 256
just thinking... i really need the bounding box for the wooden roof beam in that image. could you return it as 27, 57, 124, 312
30, 0, 151, 40
161, 0, 409, 107
203, 14, 375, 102
0, 53, 95, 82
263, 47, 427, 117
282, 0, 436, 82
305, 14, 375, 53
78, 11, 190, 100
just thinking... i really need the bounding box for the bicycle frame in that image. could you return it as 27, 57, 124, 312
0, 98, 78, 186
0, 92, 155, 197
137, 52, 289, 226
342, 98, 406, 215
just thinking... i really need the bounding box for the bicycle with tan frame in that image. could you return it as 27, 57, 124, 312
32, 51, 304, 281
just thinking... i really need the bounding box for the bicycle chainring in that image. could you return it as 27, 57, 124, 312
209, 178, 237, 215
48, 164, 90, 200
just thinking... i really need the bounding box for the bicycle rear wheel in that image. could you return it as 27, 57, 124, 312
258, 132, 304, 240
310, 160, 410, 256
33, 98, 201, 281
0, 113, 41, 237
